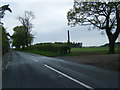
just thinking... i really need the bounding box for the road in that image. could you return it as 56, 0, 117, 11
2, 51, 119, 88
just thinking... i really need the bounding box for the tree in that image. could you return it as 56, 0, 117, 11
17, 11, 34, 47
0, 4, 12, 24
1, 25, 9, 55
67, 1, 120, 54
12, 26, 34, 49
0, 4, 11, 55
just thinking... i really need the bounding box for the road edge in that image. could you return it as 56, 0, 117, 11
2, 50, 11, 71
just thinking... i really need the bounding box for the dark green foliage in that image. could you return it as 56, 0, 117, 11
70, 42, 82, 48
12, 26, 33, 49
0, 4, 11, 55
21, 49, 61, 57
1, 4, 12, 13
28, 43, 70, 55
1, 25, 9, 55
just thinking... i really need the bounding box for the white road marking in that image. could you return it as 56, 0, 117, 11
44, 64, 94, 89
33, 58, 38, 62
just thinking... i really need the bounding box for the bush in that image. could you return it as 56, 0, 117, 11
29, 43, 70, 55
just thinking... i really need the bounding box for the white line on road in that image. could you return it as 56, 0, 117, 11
44, 64, 94, 89
33, 58, 38, 62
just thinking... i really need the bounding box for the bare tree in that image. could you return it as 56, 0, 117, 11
18, 11, 34, 47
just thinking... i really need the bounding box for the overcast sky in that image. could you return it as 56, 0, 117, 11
1, 0, 119, 46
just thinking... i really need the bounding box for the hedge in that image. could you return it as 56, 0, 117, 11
29, 43, 70, 54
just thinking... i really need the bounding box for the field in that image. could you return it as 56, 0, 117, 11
70, 47, 120, 54
55, 47, 120, 71
20, 46, 120, 57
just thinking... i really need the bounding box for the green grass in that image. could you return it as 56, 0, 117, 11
71, 47, 120, 54
20, 49, 62, 57
17, 46, 120, 57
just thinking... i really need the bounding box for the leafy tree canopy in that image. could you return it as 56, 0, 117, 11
12, 26, 34, 49
67, 1, 120, 53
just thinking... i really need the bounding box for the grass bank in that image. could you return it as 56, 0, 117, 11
19, 49, 63, 57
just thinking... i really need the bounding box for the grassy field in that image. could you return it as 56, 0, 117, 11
71, 47, 120, 54
19, 46, 120, 57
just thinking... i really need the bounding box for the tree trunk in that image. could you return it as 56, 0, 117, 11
109, 40, 115, 54
25, 28, 28, 48
105, 28, 116, 54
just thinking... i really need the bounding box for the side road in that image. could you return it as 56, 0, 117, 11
2, 51, 11, 71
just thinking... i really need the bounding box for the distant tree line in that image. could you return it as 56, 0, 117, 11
35, 42, 82, 48
70, 42, 82, 48
101, 42, 120, 47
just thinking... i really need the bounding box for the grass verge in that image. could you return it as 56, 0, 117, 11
19, 49, 63, 57
70, 47, 120, 54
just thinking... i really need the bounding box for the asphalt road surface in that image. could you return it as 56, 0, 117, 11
2, 51, 119, 88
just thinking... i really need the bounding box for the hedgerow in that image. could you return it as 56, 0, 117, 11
29, 43, 70, 54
